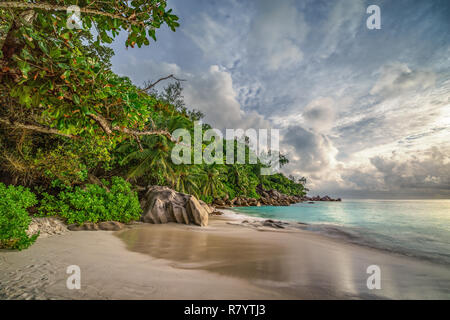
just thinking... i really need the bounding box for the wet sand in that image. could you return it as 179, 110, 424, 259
1, 216, 449, 299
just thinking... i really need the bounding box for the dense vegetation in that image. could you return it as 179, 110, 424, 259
38, 177, 141, 225
0, 183, 38, 249
0, 1, 307, 248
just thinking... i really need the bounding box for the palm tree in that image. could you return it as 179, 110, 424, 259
165, 114, 193, 132
116, 112, 194, 186
119, 135, 176, 185
198, 164, 225, 197
173, 165, 201, 197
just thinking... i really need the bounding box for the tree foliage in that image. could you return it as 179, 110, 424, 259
0, 0, 179, 185
0, 1, 307, 222
0, 183, 38, 250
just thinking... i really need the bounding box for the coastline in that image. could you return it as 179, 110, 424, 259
1, 213, 450, 299
225, 202, 450, 267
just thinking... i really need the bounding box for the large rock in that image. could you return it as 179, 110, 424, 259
187, 196, 209, 227
142, 186, 188, 224
141, 186, 209, 226
169, 202, 189, 224
199, 200, 215, 214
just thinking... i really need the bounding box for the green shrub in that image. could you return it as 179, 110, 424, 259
0, 183, 39, 250
261, 173, 306, 196
39, 177, 142, 225
199, 194, 214, 204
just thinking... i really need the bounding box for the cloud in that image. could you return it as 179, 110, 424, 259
306, 146, 450, 199
112, 55, 269, 130
183, 65, 269, 130
185, 14, 226, 56
282, 125, 338, 173
316, 0, 365, 59
370, 63, 436, 97
370, 147, 450, 191
183, 13, 241, 68
247, 0, 307, 70
302, 97, 336, 133
335, 115, 387, 156
113, 55, 182, 87
340, 168, 384, 191
270, 97, 337, 134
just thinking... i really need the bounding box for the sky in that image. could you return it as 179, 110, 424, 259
109, 0, 450, 199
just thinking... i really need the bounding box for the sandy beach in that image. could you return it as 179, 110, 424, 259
1, 215, 449, 300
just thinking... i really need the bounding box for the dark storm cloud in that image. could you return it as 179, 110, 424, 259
370, 148, 450, 191
283, 126, 336, 172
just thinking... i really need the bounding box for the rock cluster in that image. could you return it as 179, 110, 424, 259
213, 185, 341, 208
213, 185, 302, 207
27, 217, 68, 237
140, 186, 214, 226
302, 195, 342, 202
227, 219, 307, 230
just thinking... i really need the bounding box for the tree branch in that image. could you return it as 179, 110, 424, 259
87, 113, 112, 135
114, 125, 174, 139
0, 2, 148, 26
0, 115, 174, 142
0, 117, 74, 138
140, 74, 185, 93
87, 113, 175, 141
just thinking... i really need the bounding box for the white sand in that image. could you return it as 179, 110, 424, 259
1, 216, 449, 299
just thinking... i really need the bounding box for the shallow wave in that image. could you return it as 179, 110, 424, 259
222, 208, 450, 266
303, 223, 450, 266
219, 209, 266, 221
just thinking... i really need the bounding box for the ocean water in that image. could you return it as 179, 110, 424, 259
230, 200, 450, 265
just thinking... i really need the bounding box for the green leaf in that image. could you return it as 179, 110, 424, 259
37, 41, 49, 54
17, 60, 31, 77
50, 48, 61, 59
21, 48, 33, 61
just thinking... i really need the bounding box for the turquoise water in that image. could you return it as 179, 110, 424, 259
231, 200, 450, 265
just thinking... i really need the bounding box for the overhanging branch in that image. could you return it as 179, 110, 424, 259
0, 115, 174, 142
140, 74, 185, 93
0, 2, 148, 26
0, 117, 74, 138
88, 113, 175, 141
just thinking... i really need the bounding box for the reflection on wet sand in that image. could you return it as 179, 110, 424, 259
117, 221, 450, 299
118, 225, 288, 282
